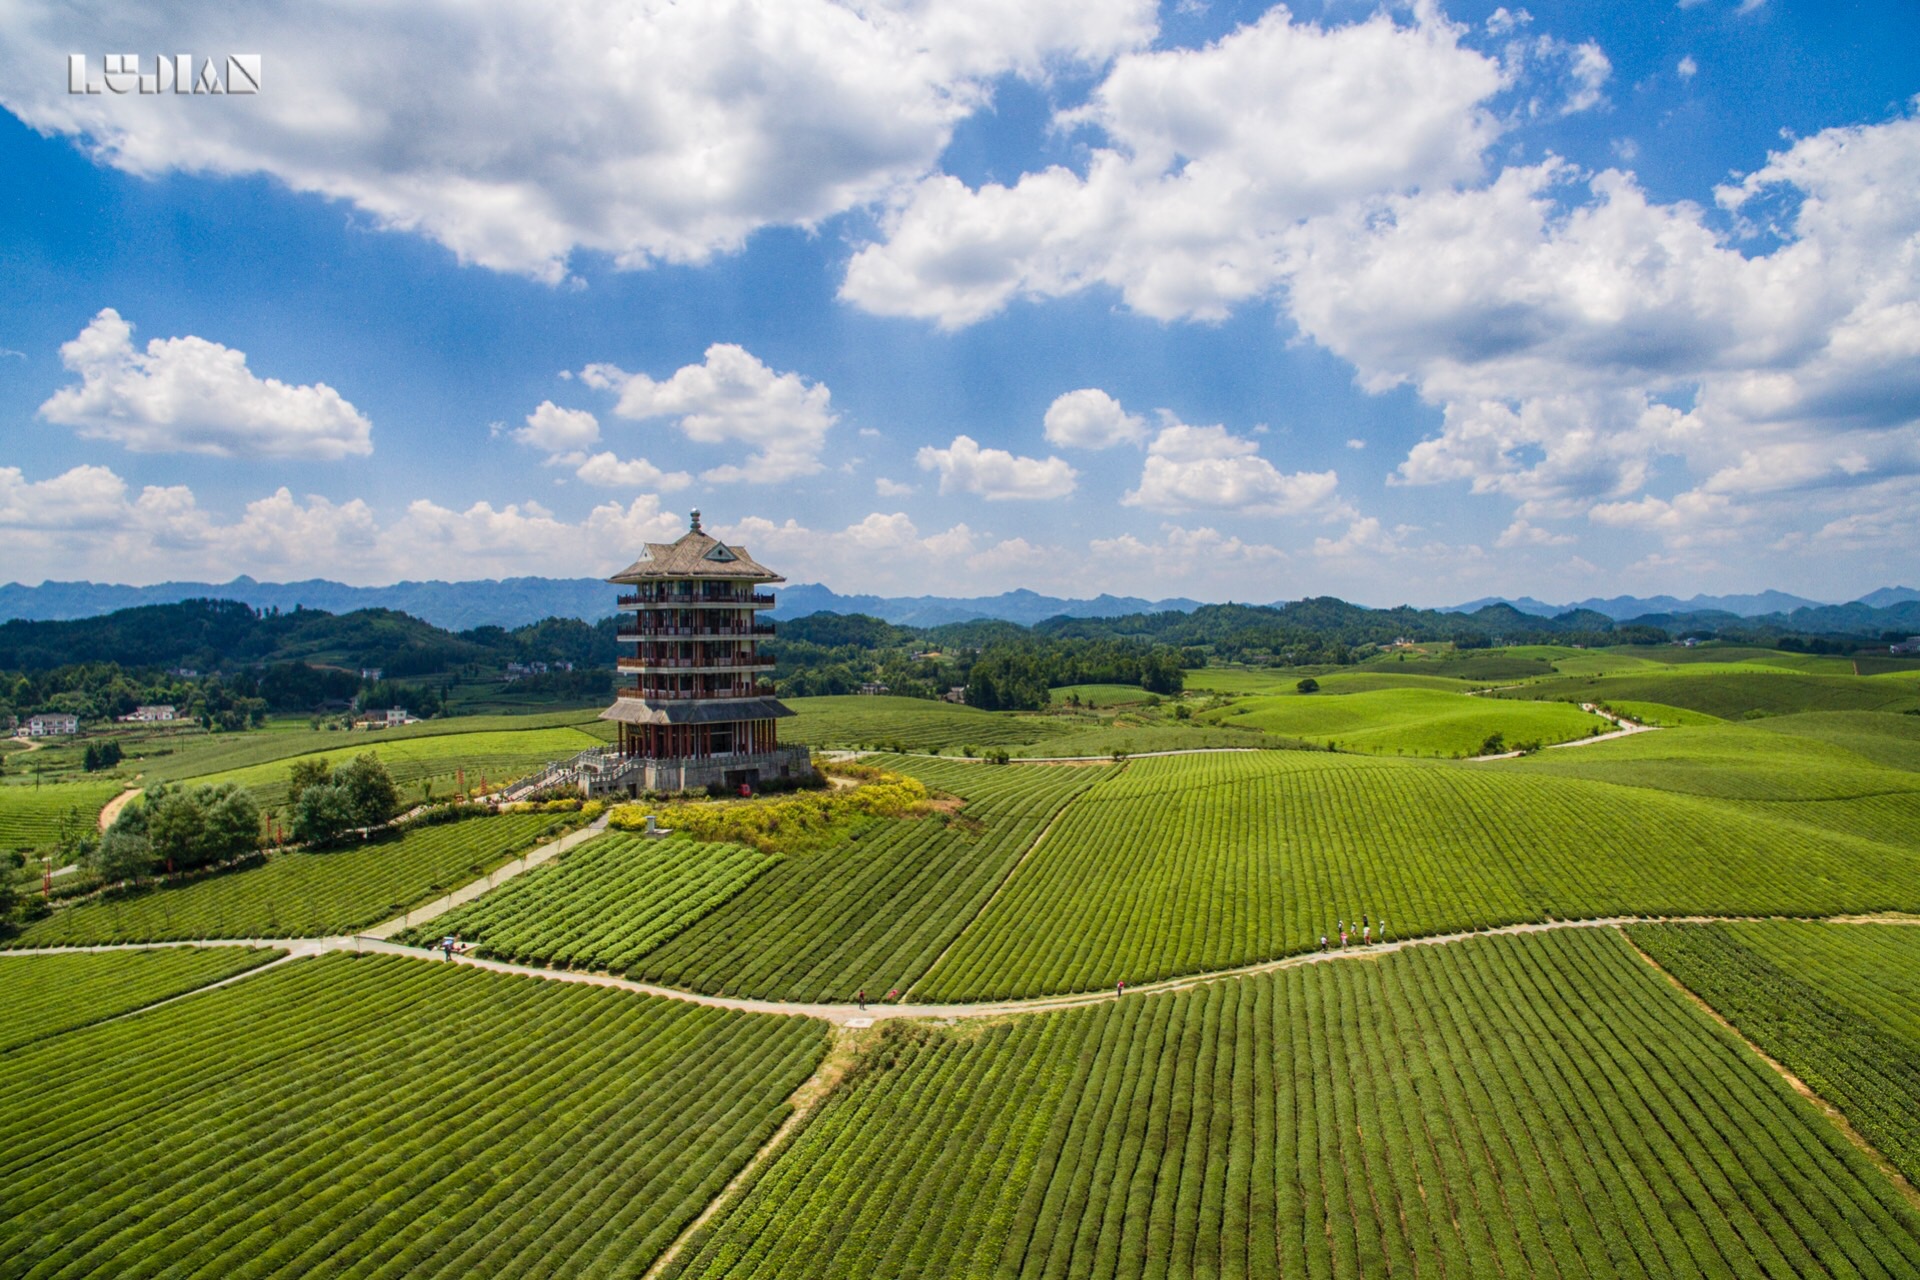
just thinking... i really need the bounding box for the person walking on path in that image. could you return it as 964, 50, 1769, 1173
1363, 923, 1371, 945
1116, 979, 1126, 999
1319, 934, 1328, 951
856, 988, 866, 1011
441, 936, 456, 961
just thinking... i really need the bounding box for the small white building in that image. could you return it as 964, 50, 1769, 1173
383, 707, 414, 727
27, 713, 79, 736
360, 667, 384, 681
120, 704, 177, 723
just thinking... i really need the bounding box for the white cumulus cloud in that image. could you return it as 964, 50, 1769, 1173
571, 452, 694, 491
1043, 388, 1148, 449
1124, 419, 1340, 516
841, 5, 1506, 325
1282, 104, 1920, 544
0, 0, 1153, 282
916, 434, 1078, 500
38, 308, 371, 458
514, 401, 600, 453
582, 343, 837, 484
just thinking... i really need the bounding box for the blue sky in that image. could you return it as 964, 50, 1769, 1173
2, 0, 1916, 606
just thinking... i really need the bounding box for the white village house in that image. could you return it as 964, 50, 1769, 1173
118, 704, 177, 723
27, 713, 79, 736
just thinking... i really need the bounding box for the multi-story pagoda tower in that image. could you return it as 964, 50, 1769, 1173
599, 510, 811, 793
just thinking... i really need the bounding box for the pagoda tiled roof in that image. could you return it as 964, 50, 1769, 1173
599, 696, 793, 725
608, 513, 783, 583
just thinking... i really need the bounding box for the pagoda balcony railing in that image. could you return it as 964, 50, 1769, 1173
616, 623, 776, 639
616, 590, 778, 607
617, 655, 777, 671
615, 683, 773, 701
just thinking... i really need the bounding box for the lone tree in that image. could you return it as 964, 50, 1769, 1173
1296, 677, 1320, 694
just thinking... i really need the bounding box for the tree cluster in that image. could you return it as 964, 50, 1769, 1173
287, 753, 401, 846
89, 781, 262, 883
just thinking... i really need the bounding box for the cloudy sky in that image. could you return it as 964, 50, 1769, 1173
2, 0, 1916, 605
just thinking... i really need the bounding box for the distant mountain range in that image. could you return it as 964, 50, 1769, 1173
1439, 589, 1915, 621
1, 576, 1914, 634
0, 576, 1206, 631
0, 576, 614, 632
772, 585, 1205, 628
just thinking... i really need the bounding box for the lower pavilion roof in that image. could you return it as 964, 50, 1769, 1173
599, 696, 794, 726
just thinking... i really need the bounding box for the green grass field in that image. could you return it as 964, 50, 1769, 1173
0, 952, 827, 1278
1201, 686, 1608, 756
5, 812, 567, 946
911, 747, 1920, 999
782, 695, 1051, 750
0, 780, 127, 851
627, 760, 1113, 1001
670, 929, 1920, 1280
1630, 921, 1920, 1187
0, 946, 284, 1054
396, 832, 779, 970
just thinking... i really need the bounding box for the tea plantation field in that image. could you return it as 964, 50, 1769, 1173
397, 832, 779, 970
669, 929, 1920, 1280
0, 779, 125, 850
0, 945, 283, 1054
5, 812, 568, 946
1199, 685, 1608, 756
8, 651, 1920, 1279
0, 953, 827, 1279
627, 759, 1112, 1000
908, 740, 1920, 999
1631, 920, 1920, 1187
196, 725, 606, 810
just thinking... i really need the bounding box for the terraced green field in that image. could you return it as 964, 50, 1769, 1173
5, 812, 567, 946
782, 695, 1049, 750
0, 953, 827, 1278
1007, 723, 1278, 758
136, 709, 604, 788
628, 760, 1113, 1001
671, 929, 1920, 1280
0, 780, 126, 850
1509, 713, 1920, 798
396, 833, 779, 970
0, 946, 283, 1054
1048, 682, 1163, 706
1201, 686, 1608, 756
1630, 921, 1920, 1187
912, 748, 1920, 999
196, 725, 605, 809
1497, 668, 1920, 719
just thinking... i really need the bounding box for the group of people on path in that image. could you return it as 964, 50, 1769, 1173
439, 935, 469, 960
1320, 913, 1387, 951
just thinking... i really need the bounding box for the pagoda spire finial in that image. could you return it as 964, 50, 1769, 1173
689, 508, 702, 532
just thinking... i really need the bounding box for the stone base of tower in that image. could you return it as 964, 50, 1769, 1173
588, 744, 815, 798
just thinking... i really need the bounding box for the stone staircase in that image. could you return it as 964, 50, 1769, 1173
499, 747, 646, 802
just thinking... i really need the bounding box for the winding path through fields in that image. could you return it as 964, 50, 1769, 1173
96, 787, 140, 832
9, 910, 1914, 1026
